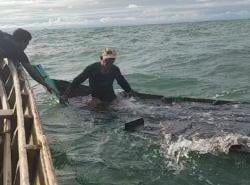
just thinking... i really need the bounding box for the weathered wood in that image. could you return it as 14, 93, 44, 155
7, 86, 16, 109
24, 116, 33, 144
0, 86, 3, 97
4, 74, 13, 95
26, 145, 40, 185
26, 75, 58, 185
0, 79, 12, 185
3, 124, 12, 185
1, 58, 58, 185
11, 130, 18, 184
7, 60, 30, 185
11, 128, 18, 147
0, 168, 3, 185
0, 109, 14, 119
21, 93, 29, 114
13, 163, 20, 185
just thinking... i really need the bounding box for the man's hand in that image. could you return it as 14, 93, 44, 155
59, 94, 69, 104
44, 85, 52, 93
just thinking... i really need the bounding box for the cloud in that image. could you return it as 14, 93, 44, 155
196, 0, 211, 2
127, 4, 139, 9
1, 0, 250, 29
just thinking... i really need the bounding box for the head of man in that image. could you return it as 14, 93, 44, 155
13, 28, 32, 51
100, 48, 117, 72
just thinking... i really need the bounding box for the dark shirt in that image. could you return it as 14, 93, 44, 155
70, 62, 131, 102
0, 31, 29, 65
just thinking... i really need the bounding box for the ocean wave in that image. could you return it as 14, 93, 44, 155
0, 18, 94, 30
160, 133, 250, 170
0, 17, 142, 30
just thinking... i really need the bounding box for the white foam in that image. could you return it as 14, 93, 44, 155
160, 132, 250, 165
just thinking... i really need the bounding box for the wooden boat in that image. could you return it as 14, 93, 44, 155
0, 59, 57, 185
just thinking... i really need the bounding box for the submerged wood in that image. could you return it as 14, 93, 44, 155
124, 118, 144, 132
51, 79, 248, 105
0, 59, 57, 185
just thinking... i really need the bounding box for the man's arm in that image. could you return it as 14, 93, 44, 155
20, 52, 51, 90
61, 66, 90, 102
115, 67, 132, 93
0, 49, 4, 61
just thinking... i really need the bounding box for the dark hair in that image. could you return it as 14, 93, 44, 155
13, 28, 32, 42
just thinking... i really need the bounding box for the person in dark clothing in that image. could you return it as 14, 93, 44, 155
0, 28, 51, 91
61, 48, 134, 106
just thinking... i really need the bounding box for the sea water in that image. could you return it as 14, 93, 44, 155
9, 19, 250, 184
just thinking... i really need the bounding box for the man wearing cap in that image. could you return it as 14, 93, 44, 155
61, 48, 134, 106
0, 28, 51, 91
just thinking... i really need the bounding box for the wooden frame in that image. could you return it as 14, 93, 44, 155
0, 59, 57, 185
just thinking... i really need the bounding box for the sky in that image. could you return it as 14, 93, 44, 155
1, 0, 250, 28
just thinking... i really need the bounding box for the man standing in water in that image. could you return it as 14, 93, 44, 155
61, 48, 135, 107
0, 28, 51, 91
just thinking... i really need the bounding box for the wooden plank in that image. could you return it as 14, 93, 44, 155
0, 139, 3, 185
4, 74, 12, 95
7, 86, 15, 109
0, 110, 14, 119
27, 144, 40, 184
13, 163, 20, 185
21, 93, 29, 114
3, 128, 12, 185
24, 116, 33, 144
7, 60, 30, 185
24, 69, 58, 185
0, 79, 12, 185
11, 129, 18, 184
0, 86, 3, 97
9, 61, 58, 185
11, 128, 18, 147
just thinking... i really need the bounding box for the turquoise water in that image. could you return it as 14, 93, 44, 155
26, 19, 250, 185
